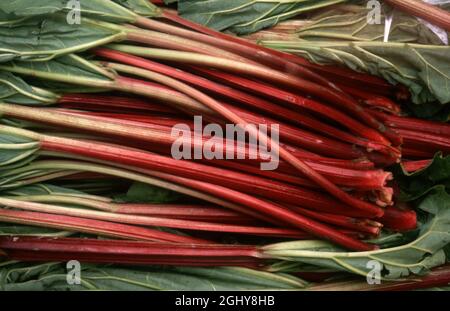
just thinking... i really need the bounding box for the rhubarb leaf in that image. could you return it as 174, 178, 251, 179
0, 72, 58, 105
257, 3, 450, 109
3, 183, 92, 197
114, 181, 182, 203
111, 0, 160, 16
57, 178, 129, 195
0, 132, 39, 170
295, 4, 448, 45
0, 169, 76, 190
394, 153, 450, 201
0, 54, 115, 86
405, 99, 450, 121
177, 0, 347, 35
0, 263, 305, 290
263, 187, 450, 279
0, 224, 71, 237
264, 40, 450, 107
0, 13, 125, 62
0, 0, 138, 23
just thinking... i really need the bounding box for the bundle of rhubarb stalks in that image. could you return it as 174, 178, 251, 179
0, 0, 449, 291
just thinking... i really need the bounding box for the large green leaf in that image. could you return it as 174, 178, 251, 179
394, 153, 450, 201
263, 40, 450, 106
0, 223, 71, 237
0, 131, 39, 169
0, 13, 125, 63
0, 263, 306, 290
112, 0, 160, 16
0, 72, 59, 105
0, 54, 115, 87
0, 0, 138, 23
294, 4, 448, 45
4, 183, 88, 196
256, 3, 450, 110
114, 181, 182, 203
263, 187, 450, 279
404, 99, 450, 121
56, 178, 129, 195
0, 159, 82, 190
177, 0, 347, 35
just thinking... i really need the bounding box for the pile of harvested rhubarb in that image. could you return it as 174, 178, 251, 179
0, 0, 449, 291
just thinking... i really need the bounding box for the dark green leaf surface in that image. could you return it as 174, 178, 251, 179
394, 153, 450, 201
112, 0, 160, 16
264, 40, 450, 107
0, 263, 305, 290
295, 4, 448, 45
0, 0, 137, 23
0, 13, 125, 62
3, 183, 88, 197
0, 54, 115, 87
0, 223, 71, 237
0, 131, 39, 170
0, 72, 59, 105
177, 0, 347, 35
114, 181, 182, 203
263, 187, 450, 279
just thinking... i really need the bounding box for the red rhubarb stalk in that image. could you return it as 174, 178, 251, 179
58, 103, 365, 160
38, 128, 391, 209
396, 128, 450, 153
2, 108, 387, 191
95, 62, 387, 217
0, 198, 317, 239
95, 48, 387, 150
186, 65, 401, 151
401, 147, 436, 159
150, 11, 394, 92
0, 146, 378, 250
337, 85, 402, 115
384, 0, 450, 32
107, 44, 394, 145
291, 207, 382, 236
0, 92, 386, 218
371, 110, 450, 136
401, 160, 432, 173
4, 251, 263, 268
58, 93, 177, 114
136, 13, 335, 88
130, 168, 379, 250
379, 205, 417, 232
114, 204, 255, 224
0, 209, 207, 243
5, 194, 255, 224
0, 237, 263, 267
